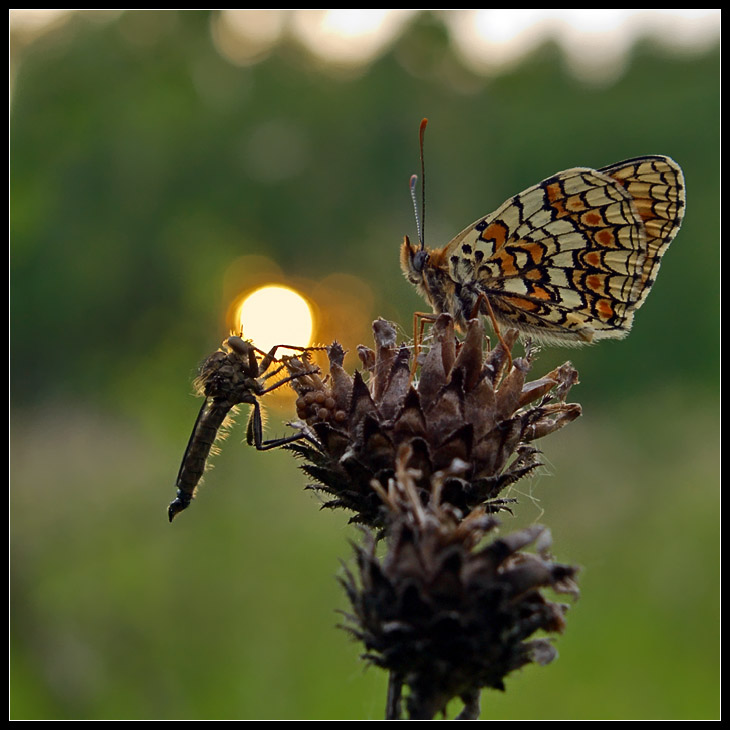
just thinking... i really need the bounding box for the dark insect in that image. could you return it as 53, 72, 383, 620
168, 336, 319, 522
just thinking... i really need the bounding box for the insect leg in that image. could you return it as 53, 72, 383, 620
254, 345, 285, 376
258, 355, 321, 384
258, 360, 288, 382
411, 311, 438, 378
246, 398, 305, 451
244, 365, 321, 446
386, 672, 404, 720
255, 344, 327, 377
257, 368, 320, 396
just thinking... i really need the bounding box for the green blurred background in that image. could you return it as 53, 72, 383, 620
10, 10, 720, 720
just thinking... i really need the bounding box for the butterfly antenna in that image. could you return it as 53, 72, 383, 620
419, 118, 427, 246
409, 174, 422, 248
409, 118, 429, 250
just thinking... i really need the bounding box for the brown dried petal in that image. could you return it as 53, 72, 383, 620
378, 346, 412, 421
357, 345, 375, 372
329, 360, 354, 414
495, 357, 529, 420
392, 388, 428, 442
518, 376, 560, 409
523, 404, 583, 441
483, 328, 519, 384
451, 317, 485, 391
425, 368, 466, 438
373, 318, 399, 401
349, 371, 379, 430
431, 313, 457, 375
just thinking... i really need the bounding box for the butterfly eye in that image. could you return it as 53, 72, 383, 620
413, 249, 429, 273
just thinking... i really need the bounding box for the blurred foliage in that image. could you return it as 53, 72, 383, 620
10, 10, 719, 720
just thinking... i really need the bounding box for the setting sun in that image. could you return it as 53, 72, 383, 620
236, 285, 314, 353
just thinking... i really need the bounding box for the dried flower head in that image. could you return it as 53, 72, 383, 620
340, 443, 580, 720
285, 315, 581, 528
281, 316, 583, 718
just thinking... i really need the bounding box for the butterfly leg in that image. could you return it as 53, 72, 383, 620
473, 293, 513, 373
410, 311, 438, 378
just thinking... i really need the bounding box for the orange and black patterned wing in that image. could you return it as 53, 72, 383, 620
444, 156, 685, 345
598, 156, 685, 310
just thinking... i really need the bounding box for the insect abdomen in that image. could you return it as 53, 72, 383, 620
168, 399, 231, 521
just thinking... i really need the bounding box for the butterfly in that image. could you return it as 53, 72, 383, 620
401, 127, 685, 349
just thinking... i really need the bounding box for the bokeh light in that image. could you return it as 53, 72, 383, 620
235, 284, 314, 353
210, 9, 286, 66
446, 9, 721, 84
290, 9, 416, 67
10, 10, 721, 87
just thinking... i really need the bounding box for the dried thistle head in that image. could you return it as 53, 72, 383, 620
273, 316, 584, 719
339, 444, 580, 720
285, 315, 581, 528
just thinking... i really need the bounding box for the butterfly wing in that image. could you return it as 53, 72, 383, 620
598, 156, 686, 310
445, 156, 685, 345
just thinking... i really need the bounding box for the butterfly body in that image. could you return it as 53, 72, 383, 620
401, 155, 685, 346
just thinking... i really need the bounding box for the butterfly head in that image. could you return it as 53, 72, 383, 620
400, 235, 430, 285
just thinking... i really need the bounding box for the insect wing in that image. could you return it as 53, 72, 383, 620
444, 157, 684, 344
598, 156, 685, 310
176, 398, 227, 486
